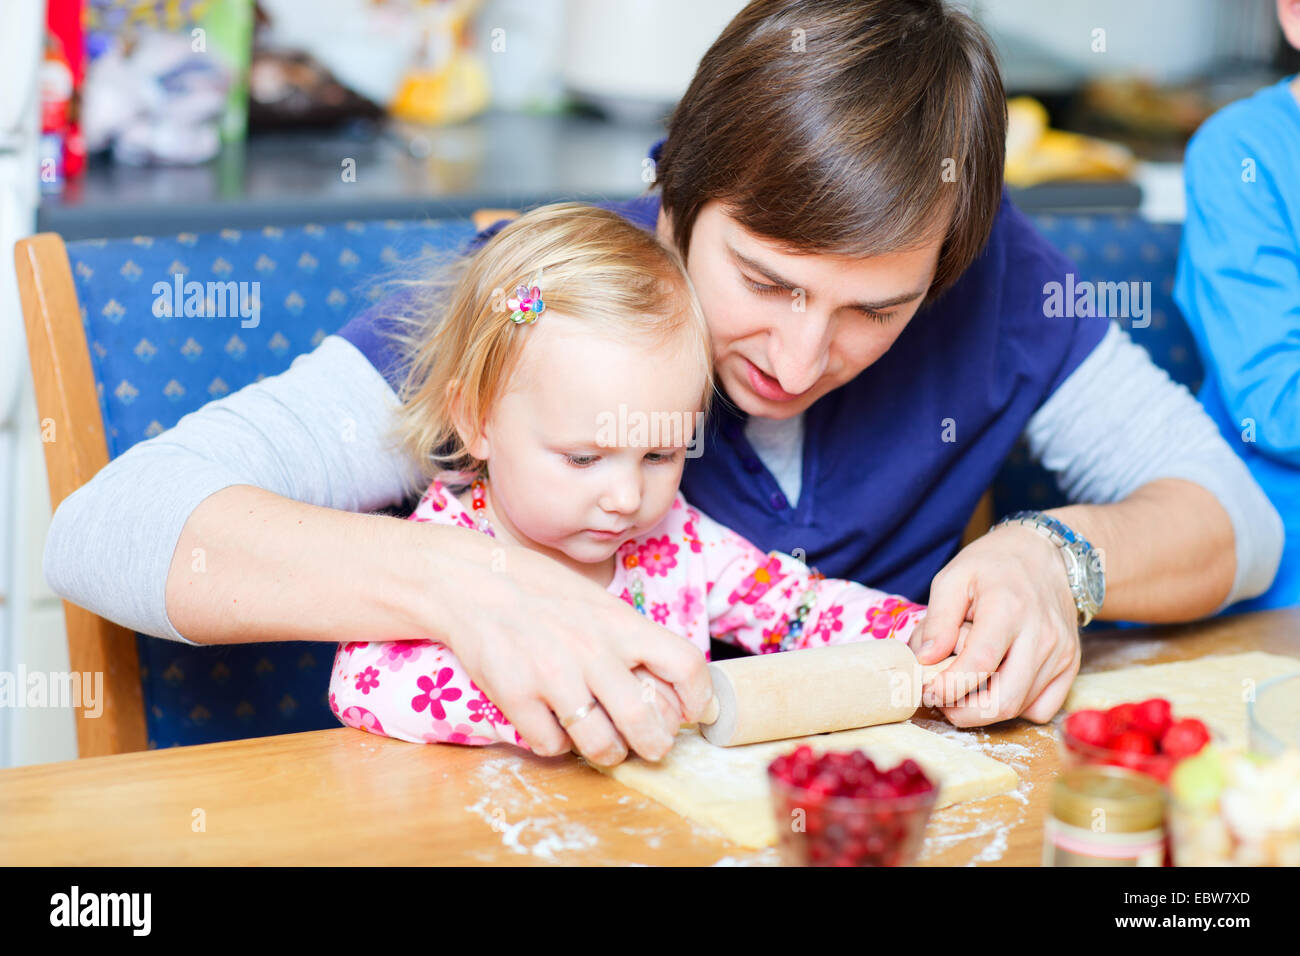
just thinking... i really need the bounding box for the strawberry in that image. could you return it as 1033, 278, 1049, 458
1064, 709, 1110, 747
1129, 698, 1173, 739
1105, 702, 1139, 737
1109, 751, 1152, 773
1160, 718, 1211, 759
1110, 731, 1156, 755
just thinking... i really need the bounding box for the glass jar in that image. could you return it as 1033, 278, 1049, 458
1043, 765, 1166, 866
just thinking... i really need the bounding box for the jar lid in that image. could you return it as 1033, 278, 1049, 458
1052, 765, 1165, 832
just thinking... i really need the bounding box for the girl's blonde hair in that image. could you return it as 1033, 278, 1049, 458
380, 201, 714, 499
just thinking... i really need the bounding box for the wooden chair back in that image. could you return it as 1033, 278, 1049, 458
15, 234, 149, 757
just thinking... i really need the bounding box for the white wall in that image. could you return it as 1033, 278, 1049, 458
4, 373, 78, 768
1, 0, 79, 768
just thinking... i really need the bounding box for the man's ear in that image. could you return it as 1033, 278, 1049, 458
445, 380, 490, 461
655, 206, 676, 251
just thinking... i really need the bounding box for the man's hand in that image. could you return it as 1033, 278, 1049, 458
910, 523, 1081, 726
439, 542, 712, 766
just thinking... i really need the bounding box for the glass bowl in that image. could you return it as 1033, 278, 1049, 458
1248, 672, 1300, 757
1059, 710, 1225, 785
768, 769, 938, 867
1059, 726, 1179, 782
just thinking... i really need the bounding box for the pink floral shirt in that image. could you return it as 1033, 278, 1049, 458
329, 480, 926, 748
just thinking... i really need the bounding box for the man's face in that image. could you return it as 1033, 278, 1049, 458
659, 201, 945, 419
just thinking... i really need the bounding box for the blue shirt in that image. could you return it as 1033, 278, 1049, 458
1175, 76, 1300, 612
340, 152, 1108, 603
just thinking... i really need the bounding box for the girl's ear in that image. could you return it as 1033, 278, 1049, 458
445, 380, 491, 461
467, 429, 490, 461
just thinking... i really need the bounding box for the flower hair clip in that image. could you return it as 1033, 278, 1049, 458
506, 272, 545, 325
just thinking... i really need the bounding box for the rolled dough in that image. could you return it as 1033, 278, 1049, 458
602, 721, 1019, 849
1065, 651, 1300, 748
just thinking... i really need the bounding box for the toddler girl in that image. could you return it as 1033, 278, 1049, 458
329, 202, 927, 750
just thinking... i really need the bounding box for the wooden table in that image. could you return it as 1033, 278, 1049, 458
3, 607, 1297, 866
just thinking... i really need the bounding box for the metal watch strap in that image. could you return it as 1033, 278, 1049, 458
993, 510, 1102, 627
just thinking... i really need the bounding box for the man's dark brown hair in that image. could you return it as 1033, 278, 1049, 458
655, 0, 1007, 298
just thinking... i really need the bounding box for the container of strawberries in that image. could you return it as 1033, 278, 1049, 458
767, 747, 938, 866
1061, 698, 1212, 783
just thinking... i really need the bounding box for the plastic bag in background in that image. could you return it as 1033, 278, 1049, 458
80, 0, 253, 165
82, 30, 229, 164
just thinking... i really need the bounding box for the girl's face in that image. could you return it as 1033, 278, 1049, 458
465, 311, 707, 573
659, 201, 945, 420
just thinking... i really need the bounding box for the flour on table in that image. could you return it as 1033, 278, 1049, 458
601, 721, 1019, 850
710, 848, 783, 866
464, 755, 599, 861
907, 717, 1041, 862
924, 813, 1015, 863
1087, 638, 1168, 669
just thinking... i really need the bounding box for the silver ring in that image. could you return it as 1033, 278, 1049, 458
559, 699, 599, 729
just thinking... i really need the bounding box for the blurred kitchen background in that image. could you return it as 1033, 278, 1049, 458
0, 0, 1295, 766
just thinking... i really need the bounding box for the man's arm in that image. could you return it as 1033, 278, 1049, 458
1023, 320, 1284, 617
164, 484, 481, 646
44, 335, 422, 643
916, 321, 1283, 725
1035, 478, 1233, 621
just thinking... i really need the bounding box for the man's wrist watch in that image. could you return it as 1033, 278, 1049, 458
992, 510, 1105, 627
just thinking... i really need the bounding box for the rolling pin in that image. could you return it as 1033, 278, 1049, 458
698, 640, 956, 747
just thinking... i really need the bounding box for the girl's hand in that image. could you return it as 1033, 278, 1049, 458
910, 524, 1082, 726
632, 666, 687, 733
438, 542, 712, 766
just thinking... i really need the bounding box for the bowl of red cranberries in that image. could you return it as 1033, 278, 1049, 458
767, 746, 938, 866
